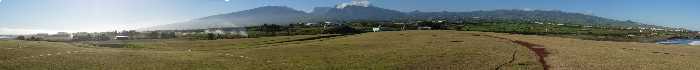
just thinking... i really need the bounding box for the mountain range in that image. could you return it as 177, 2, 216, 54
140, 5, 677, 31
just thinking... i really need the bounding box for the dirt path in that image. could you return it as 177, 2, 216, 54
495, 50, 519, 70
265, 34, 347, 44
215, 34, 355, 56
256, 34, 354, 47
482, 35, 550, 70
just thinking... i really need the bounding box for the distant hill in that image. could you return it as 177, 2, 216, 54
409, 10, 647, 27
312, 6, 406, 21
141, 6, 309, 30
141, 5, 681, 31
310, 7, 334, 15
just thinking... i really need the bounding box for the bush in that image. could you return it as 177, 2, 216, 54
124, 44, 145, 48
15, 36, 25, 40
324, 25, 363, 34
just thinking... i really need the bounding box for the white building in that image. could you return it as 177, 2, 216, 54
372, 27, 381, 32
205, 27, 248, 37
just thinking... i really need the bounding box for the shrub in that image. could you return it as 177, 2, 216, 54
124, 44, 145, 48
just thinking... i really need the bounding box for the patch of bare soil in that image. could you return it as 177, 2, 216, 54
482, 35, 550, 70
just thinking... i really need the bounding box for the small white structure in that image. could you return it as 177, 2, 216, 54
418, 27, 432, 30
204, 27, 248, 37
304, 23, 316, 26
372, 25, 382, 32
205, 29, 225, 34
372, 28, 381, 32
673, 30, 683, 32
534, 22, 544, 24
436, 20, 445, 23
690, 41, 700, 45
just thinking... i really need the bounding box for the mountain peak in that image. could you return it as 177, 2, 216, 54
144, 3, 667, 31
245, 6, 298, 12
311, 7, 334, 14
254, 6, 294, 9
213, 6, 305, 18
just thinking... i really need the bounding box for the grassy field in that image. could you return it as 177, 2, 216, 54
476, 31, 700, 70
0, 31, 541, 70
3, 30, 700, 70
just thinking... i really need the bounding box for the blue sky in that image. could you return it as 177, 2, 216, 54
0, 0, 698, 35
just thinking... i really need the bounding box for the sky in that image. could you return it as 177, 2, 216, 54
0, 0, 698, 35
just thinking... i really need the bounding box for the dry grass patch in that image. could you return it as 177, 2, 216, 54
123, 35, 329, 51
1, 31, 544, 70
474, 31, 700, 70
221, 31, 543, 70
0, 41, 90, 60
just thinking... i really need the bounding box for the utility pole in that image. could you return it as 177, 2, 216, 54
18, 40, 22, 48
401, 23, 406, 31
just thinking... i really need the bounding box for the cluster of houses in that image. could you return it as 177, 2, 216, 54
17, 27, 248, 42
203, 27, 248, 36
532, 21, 688, 33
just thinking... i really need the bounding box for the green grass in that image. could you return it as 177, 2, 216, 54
461, 23, 686, 43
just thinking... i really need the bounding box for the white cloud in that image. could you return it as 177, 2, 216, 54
337, 0, 371, 9
521, 8, 534, 11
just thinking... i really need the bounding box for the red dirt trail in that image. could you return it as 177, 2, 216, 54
482, 35, 550, 70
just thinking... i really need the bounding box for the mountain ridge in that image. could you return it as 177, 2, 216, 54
140, 5, 682, 31
141, 6, 309, 30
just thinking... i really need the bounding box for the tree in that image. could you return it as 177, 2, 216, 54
28, 36, 42, 41
207, 33, 217, 40
418, 21, 448, 30
15, 36, 25, 40
325, 25, 362, 34
161, 32, 177, 39
148, 31, 160, 39
259, 24, 284, 36
97, 34, 111, 41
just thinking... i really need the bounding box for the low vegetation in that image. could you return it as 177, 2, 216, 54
240, 19, 696, 43
1, 31, 543, 70
5, 30, 700, 70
